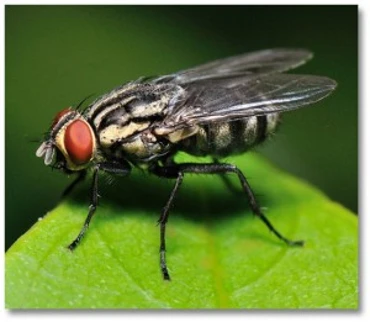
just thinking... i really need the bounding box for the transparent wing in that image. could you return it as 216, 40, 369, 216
153, 48, 313, 84
158, 73, 337, 130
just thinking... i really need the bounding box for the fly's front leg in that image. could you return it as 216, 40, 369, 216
98, 159, 131, 176
68, 160, 131, 251
68, 167, 99, 251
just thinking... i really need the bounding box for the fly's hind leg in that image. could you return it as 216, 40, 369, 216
150, 161, 303, 280
180, 161, 304, 246
212, 158, 242, 195
179, 161, 304, 246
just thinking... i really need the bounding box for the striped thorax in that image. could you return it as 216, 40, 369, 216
85, 83, 185, 164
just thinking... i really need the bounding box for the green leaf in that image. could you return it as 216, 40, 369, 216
6, 153, 357, 309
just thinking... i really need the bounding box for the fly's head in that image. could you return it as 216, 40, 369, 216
36, 108, 97, 173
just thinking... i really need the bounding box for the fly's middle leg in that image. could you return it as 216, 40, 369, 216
150, 164, 184, 280
159, 173, 184, 280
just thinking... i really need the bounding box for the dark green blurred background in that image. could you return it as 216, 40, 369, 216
5, 5, 357, 250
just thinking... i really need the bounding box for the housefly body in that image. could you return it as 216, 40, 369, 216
36, 49, 337, 280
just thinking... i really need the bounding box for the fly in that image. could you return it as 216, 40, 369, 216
36, 48, 337, 280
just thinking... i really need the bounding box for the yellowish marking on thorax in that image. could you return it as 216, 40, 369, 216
99, 121, 150, 147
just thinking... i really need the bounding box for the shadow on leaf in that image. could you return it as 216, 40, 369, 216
66, 167, 302, 230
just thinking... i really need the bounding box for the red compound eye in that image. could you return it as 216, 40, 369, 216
52, 108, 71, 127
64, 119, 93, 165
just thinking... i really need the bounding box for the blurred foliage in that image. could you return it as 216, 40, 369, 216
5, 5, 357, 249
